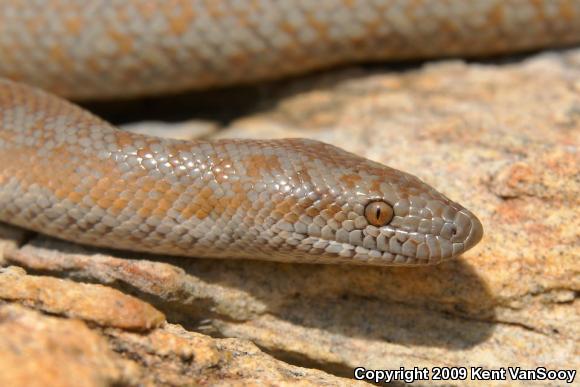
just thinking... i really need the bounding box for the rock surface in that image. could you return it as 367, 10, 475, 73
0, 266, 164, 331
0, 269, 365, 387
1, 48, 579, 385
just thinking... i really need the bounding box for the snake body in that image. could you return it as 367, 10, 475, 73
2, 0, 578, 265
1, 0, 580, 99
0, 79, 483, 265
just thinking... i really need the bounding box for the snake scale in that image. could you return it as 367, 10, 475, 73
1, 0, 579, 265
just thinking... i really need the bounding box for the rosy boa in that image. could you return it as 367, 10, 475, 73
1, 0, 579, 265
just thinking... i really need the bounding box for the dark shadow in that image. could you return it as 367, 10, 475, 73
79, 46, 576, 128
165, 256, 496, 350
4, 229, 496, 352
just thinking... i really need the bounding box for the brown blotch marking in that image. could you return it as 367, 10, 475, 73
138, 207, 153, 218
305, 13, 329, 40
142, 198, 158, 212
218, 197, 237, 215
231, 181, 245, 193
326, 203, 342, 217
213, 172, 229, 184
97, 198, 113, 209
156, 198, 173, 213
245, 155, 282, 178
137, 1, 159, 19
199, 186, 213, 199
370, 179, 383, 193
103, 186, 121, 201
68, 192, 84, 204
139, 178, 156, 192
116, 131, 138, 149
152, 207, 168, 218
186, 189, 220, 219
207, 1, 225, 18
284, 213, 299, 223
137, 145, 156, 159
305, 206, 320, 217
168, 7, 195, 35
162, 191, 180, 204
64, 16, 82, 34
0, 80, 144, 215
25, 17, 43, 34
108, 30, 134, 54
154, 180, 172, 193
369, 166, 426, 199
133, 189, 148, 200
86, 57, 104, 74
340, 174, 362, 188
111, 199, 129, 214
275, 197, 297, 215
226, 195, 244, 211
179, 205, 197, 220
194, 209, 209, 220
114, 4, 131, 24
280, 20, 297, 36
37, 150, 79, 199
487, 3, 505, 26
558, 0, 575, 21
296, 196, 315, 209
95, 176, 115, 192
49, 46, 72, 70
270, 210, 285, 221
228, 53, 252, 68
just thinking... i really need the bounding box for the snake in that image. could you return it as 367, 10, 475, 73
1, 0, 578, 266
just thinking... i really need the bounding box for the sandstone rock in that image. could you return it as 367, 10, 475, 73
1, 48, 579, 385
0, 303, 360, 386
121, 119, 219, 140
0, 303, 140, 387
0, 266, 165, 331
106, 323, 367, 386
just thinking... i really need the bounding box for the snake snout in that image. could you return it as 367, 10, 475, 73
451, 210, 484, 256
463, 212, 484, 253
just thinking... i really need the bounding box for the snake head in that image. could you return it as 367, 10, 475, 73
266, 139, 483, 265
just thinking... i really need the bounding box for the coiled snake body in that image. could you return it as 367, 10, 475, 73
2, 0, 578, 265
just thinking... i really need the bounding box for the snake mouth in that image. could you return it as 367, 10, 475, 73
299, 233, 435, 266
298, 213, 483, 265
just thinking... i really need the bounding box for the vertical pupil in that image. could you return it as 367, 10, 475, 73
375, 207, 381, 219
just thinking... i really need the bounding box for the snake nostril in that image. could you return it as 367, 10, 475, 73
450, 226, 457, 236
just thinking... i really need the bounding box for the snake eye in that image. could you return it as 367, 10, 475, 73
364, 201, 393, 227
